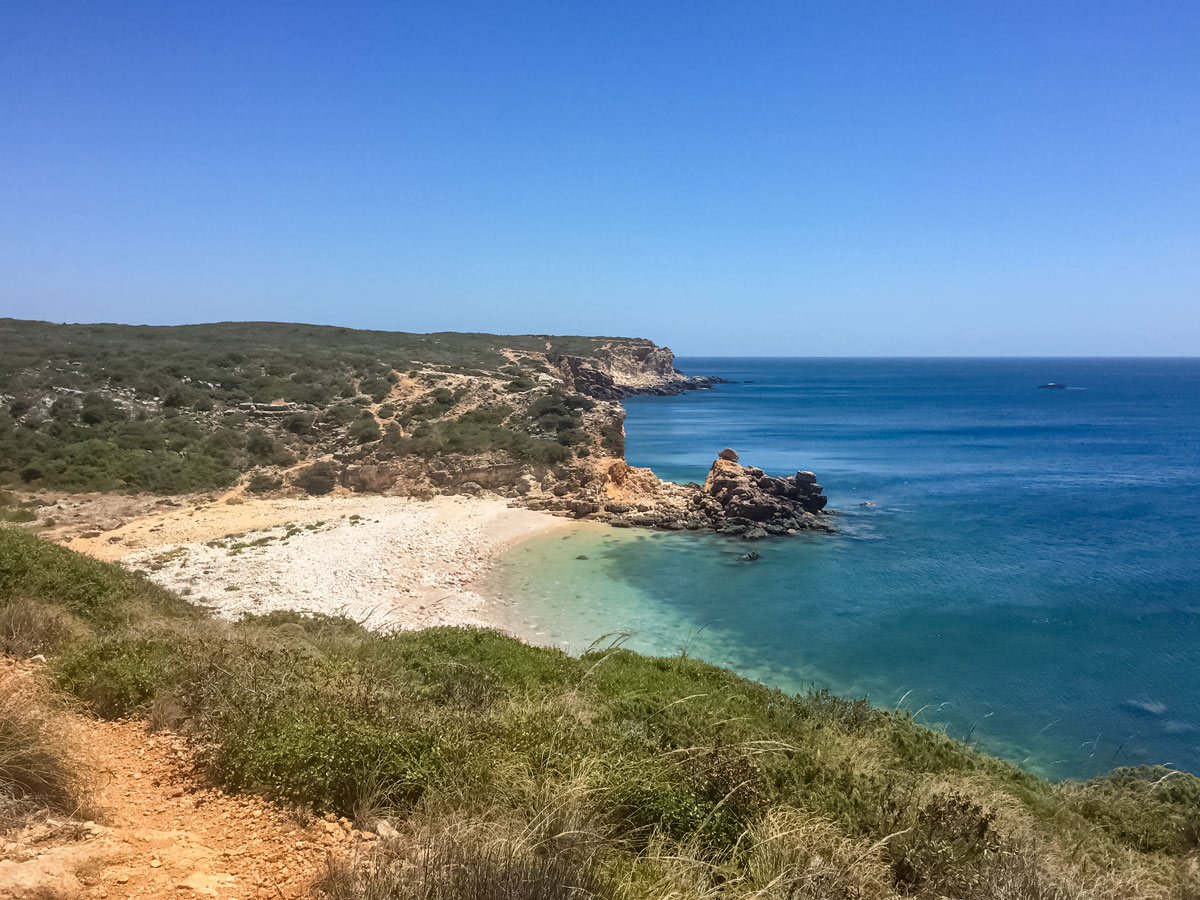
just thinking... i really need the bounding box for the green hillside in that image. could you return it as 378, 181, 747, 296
0, 319, 632, 494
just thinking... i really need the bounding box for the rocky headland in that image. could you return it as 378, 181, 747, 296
1, 320, 831, 539
551, 342, 726, 398
330, 346, 833, 538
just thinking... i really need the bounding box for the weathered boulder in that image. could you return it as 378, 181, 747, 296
718, 447, 739, 461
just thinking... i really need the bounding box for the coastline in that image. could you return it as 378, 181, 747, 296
60, 493, 576, 632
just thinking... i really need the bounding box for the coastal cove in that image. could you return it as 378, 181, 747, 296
484, 357, 1200, 780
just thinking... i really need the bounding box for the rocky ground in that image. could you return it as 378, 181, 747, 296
0, 714, 347, 899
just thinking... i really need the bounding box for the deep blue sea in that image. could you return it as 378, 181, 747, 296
486, 358, 1200, 780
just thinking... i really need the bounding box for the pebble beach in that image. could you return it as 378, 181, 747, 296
100, 494, 573, 631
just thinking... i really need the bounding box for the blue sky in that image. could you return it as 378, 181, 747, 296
2, 1, 1197, 355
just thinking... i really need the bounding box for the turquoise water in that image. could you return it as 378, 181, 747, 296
486, 358, 1200, 779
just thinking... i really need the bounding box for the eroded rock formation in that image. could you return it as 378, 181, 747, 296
552, 342, 723, 399
523, 451, 833, 538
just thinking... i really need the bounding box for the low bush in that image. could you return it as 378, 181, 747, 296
349, 416, 382, 444
1065, 766, 1200, 855
295, 461, 338, 495
246, 472, 283, 494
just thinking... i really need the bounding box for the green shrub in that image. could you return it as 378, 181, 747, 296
1066, 766, 1200, 854
887, 791, 1001, 895
323, 404, 359, 426
285, 412, 316, 434
600, 419, 625, 457
246, 427, 275, 458
0, 525, 193, 630
348, 416, 382, 444
294, 461, 338, 495
246, 472, 283, 494
55, 636, 186, 717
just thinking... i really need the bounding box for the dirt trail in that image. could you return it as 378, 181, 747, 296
0, 718, 369, 899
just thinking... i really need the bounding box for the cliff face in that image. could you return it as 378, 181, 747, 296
552, 341, 720, 399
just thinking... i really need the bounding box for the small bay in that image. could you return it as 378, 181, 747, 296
486, 358, 1200, 779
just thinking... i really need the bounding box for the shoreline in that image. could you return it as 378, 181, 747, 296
60, 493, 577, 632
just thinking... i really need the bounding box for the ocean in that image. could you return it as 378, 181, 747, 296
485, 358, 1200, 780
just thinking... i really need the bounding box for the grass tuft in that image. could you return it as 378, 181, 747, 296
0, 662, 95, 832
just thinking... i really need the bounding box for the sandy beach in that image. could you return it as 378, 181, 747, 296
66, 494, 573, 631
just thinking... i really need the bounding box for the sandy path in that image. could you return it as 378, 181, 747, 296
0, 717, 357, 899
71, 494, 572, 631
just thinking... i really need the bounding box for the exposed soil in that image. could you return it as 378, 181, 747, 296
0, 717, 370, 899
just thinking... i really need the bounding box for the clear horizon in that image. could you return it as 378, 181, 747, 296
3, 2, 1198, 356
8, 316, 1199, 359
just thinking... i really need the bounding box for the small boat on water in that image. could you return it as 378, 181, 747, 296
1038, 382, 1067, 389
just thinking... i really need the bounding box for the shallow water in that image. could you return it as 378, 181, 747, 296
486, 358, 1200, 779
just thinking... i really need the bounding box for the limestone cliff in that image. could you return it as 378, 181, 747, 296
551, 341, 721, 399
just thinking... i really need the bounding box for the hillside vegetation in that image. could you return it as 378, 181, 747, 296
2, 525, 1197, 899
0, 319, 632, 494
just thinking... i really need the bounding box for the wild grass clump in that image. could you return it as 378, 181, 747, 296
1064, 766, 1200, 855
3, 525, 1199, 899
0, 525, 195, 654
320, 808, 615, 900
0, 663, 95, 832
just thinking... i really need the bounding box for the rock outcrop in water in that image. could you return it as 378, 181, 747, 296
703, 457, 829, 519
522, 450, 833, 538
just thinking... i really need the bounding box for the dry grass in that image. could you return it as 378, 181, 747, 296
320, 810, 613, 900
0, 595, 82, 659
0, 661, 96, 833
744, 808, 894, 899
